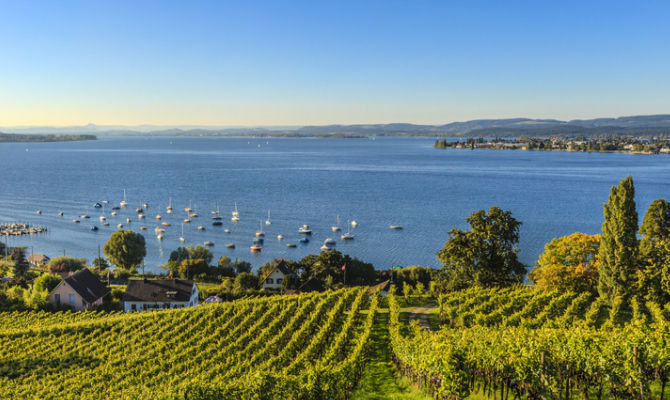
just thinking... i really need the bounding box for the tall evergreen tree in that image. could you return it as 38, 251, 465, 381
637, 199, 670, 303
598, 176, 639, 302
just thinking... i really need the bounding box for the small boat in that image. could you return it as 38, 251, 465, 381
256, 220, 265, 237
341, 221, 354, 240
265, 209, 271, 225
253, 237, 264, 244
167, 209, 173, 214
189, 213, 199, 218
102, 200, 109, 204
286, 243, 297, 248
117, 224, 123, 229
231, 202, 240, 221
91, 226, 99, 231
80, 215, 90, 219
223, 229, 231, 233
73, 219, 80, 223
184, 218, 191, 223
157, 234, 164, 241
156, 215, 162, 220
212, 215, 223, 221
94, 203, 102, 208
162, 222, 171, 227
211, 202, 220, 215
111, 211, 117, 216
112, 206, 120, 210
143, 203, 149, 209
155, 227, 165, 233
185, 200, 193, 213
140, 226, 147, 230
120, 189, 128, 207
103, 222, 110, 226
179, 223, 185, 242
204, 241, 214, 247
389, 225, 403, 230
351, 220, 358, 228
138, 214, 145, 219
225, 243, 235, 249
136, 208, 143, 213
166, 198, 173, 212
212, 221, 223, 226
198, 225, 205, 231
320, 245, 329, 251
299, 237, 309, 243
126, 217, 131, 223
58, 211, 64, 216
250, 244, 262, 252
324, 238, 336, 246
99, 216, 107, 221
298, 224, 312, 235
277, 234, 284, 240
332, 215, 341, 232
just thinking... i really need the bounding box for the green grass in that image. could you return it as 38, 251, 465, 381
351, 309, 433, 400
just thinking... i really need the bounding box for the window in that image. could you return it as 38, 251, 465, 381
277, 278, 282, 284
131, 304, 137, 311
68, 294, 75, 305
55, 294, 61, 305
267, 278, 273, 284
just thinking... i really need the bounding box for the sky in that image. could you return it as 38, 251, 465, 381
0, 0, 669, 126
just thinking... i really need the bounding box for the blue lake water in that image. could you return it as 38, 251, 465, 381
1, 136, 669, 274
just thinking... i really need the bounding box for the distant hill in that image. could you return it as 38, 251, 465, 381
2, 114, 670, 137
0, 132, 96, 142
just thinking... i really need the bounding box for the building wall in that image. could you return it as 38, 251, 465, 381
124, 284, 199, 312
263, 269, 286, 290
48, 282, 86, 311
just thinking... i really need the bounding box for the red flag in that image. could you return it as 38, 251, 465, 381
341, 264, 346, 271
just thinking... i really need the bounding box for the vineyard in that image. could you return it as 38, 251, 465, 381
0, 287, 377, 399
390, 286, 670, 399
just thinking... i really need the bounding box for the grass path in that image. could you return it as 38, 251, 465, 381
351, 309, 432, 400
408, 304, 437, 331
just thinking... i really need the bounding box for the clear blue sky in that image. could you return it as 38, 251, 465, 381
0, 0, 668, 126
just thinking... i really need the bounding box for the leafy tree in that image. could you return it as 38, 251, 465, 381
47, 256, 87, 273
637, 199, 670, 303
234, 272, 259, 292
299, 250, 375, 285
178, 258, 210, 280
12, 248, 30, 279
92, 257, 110, 272
437, 207, 526, 289
234, 260, 252, 275
415, 282, 425, 296
33, 273, 62, 293
530, 232, 600, 293
598, 176, 639, 302
103, 230, 146, 273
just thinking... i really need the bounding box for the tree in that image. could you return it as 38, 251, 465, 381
33, 273, 62, 293
178, 259, 210, 279
47, 256, 87, 273
12, 248, 29, 279
637, 199, 670, 303
234, 272, 259, 292
530, 232, 600, 293
299, 250, 375, 286
103, 230, 146, 273
92, 257, 110, 272
598, 176, 639, 302
234, 260, 252, 275
437, 207, 526, 289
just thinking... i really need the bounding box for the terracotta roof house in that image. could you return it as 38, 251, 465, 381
261, 258, 296, 290
27, 253, 50, 267
122, 279, 198, 312
48, 269, 110, 311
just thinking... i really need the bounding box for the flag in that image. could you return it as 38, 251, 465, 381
341, 264, 346, 271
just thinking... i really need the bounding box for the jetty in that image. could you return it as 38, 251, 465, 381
0, 223, 48, 236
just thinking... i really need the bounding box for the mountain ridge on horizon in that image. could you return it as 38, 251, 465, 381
3, 114, 670, 137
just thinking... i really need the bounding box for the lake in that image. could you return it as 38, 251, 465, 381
1, 136, 669, 274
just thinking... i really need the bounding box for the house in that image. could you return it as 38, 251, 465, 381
27, 253, 50, 267
261, 258, 296, 290
48, 269, 110, 311
122, 279, 198, 312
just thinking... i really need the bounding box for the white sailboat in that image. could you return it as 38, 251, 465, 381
179, 223, 185, 242
256, 220, 265, 237
99, 204, 107, 222
341, 220, 354, 240
332, 215, 341, 232
185, 200, 193, 213
265, 209, 271, 225
120, 189, 128, 207
231, 202, 240, 222
166, 197, 173, 214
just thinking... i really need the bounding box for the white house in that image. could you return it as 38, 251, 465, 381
261, 258, 296, 290
122, 279, 198, 312
48, 269, 110, 311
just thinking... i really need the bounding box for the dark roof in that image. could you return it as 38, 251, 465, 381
123, 279, 195, 303
299, 277, 325, 293
62, 269, 110, 303
370, 279, 391, 293
261, 258, 296, 283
